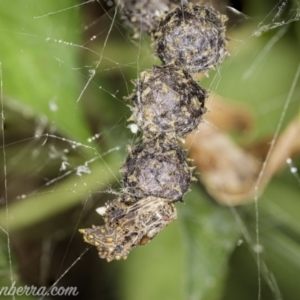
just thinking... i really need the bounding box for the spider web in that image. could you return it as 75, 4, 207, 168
1, 0, 300, 300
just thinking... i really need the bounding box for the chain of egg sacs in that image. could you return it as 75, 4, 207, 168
79, 3, 227, 262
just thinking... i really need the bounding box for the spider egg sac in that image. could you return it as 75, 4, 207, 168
153, 3, 228, 73
129, 65, 207, 137
80, 196, 177, 261
119, 0, 181, 36
122, 138, 192, 202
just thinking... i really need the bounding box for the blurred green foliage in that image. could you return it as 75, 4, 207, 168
0, 0, 300, 300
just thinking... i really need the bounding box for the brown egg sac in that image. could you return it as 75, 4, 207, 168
128, 65, 207, 138
122, 138, 192, 203
79, 196, 177, 261
118, 0, 182, 37
153, 3, 228, 73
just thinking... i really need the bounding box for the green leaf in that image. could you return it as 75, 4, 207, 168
260, 228, 300, 298
260, 174, 300, 234
0, 152, 122, 231
202, 24, 300, 142
0, 0, 91, 144
179, 186, 241, 300
121, 219, 185, 300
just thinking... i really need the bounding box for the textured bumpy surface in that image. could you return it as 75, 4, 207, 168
129, 65, 207, 137
153, 4, 227, 73
122, 138, 192, 202
80, 196, 177, 261
119, 0, 180, 37
80, 3, 227, 261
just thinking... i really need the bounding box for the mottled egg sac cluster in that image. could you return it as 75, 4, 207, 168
80, 3, 227, 261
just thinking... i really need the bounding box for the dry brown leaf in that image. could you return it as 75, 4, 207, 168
185, 97, 300, 206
